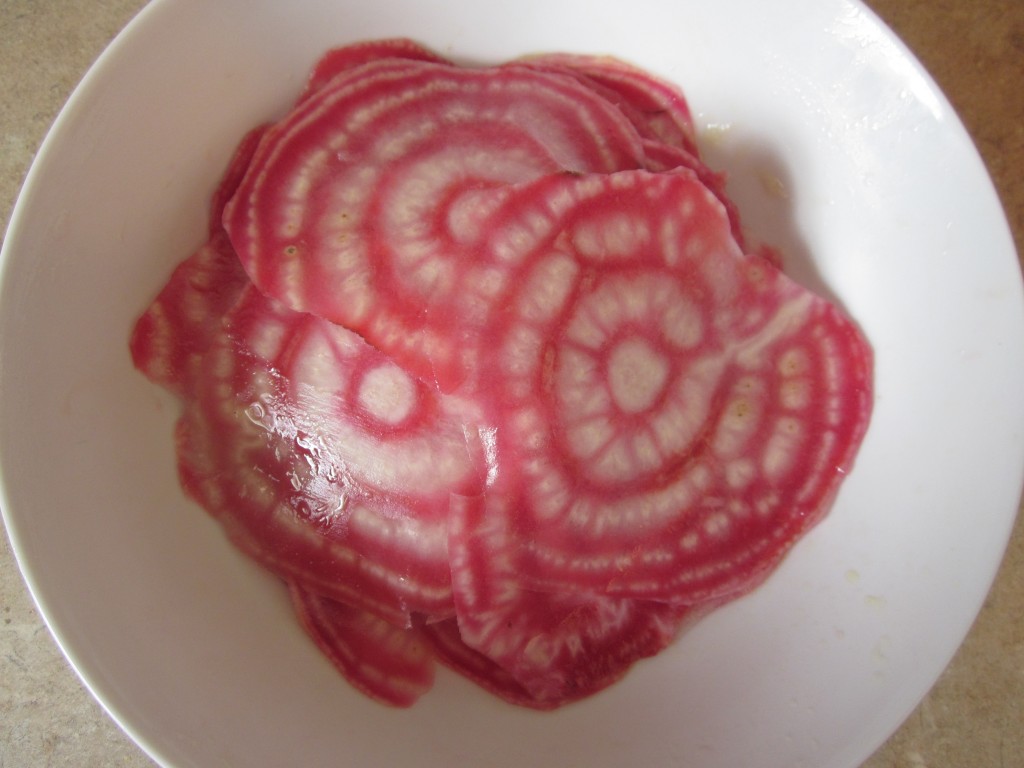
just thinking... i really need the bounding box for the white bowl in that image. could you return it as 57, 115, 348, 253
2, 1, 1022, 766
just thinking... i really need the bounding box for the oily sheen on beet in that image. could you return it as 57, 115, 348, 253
130, 39, 873, 710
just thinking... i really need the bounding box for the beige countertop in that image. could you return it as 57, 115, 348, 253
1, 1, 1021, 765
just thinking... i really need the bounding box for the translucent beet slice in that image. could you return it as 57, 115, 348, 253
299, 38, 454, 102
420, 619, 542, 709
207, 125, 269, 239
639, 140, 783, 267
223, 58, 647, 389
475, 169, 873, 603
130, 127, 266, 396
423, 600, 680, 711
288, 583, 435, 707
517, 52, 699, 157
439, 493, 699, 708
177, 285, 488, 625
639, 139, 748, 249
128, 232, 248, 397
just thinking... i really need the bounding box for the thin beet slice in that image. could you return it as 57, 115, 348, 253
474, 169, 872, 604
638, 140, 783, 267
224, 58, 647, 389
176, 382, 429, 626
441, 493, 699, 708
639, 139, 749, 249
288, 583, 435, 707
207, 125, 269, 239
299, 38, 454, 102
517, 52, 699, 157
177, 285, 488, 625
420, 619, 543, 709
128, 231, 248, 397
130, 127, 266, 396
423, 609, 694, 712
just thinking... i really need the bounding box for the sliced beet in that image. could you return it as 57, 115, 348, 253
517, 52, 699, 157
207, 125, 269, 239
130, 126, 266, 397
507, 54, 752, 255
223, 58, 648, 389
422, 607, 693, 712
441, 493, 700, 708
420, 619, 543, 709
473, 169, 872, 603
639, 139, 748, 248
177, 285, 488, 625
299, 38, 454, 102
128, 231, 248, 398
288, 583, 435, 707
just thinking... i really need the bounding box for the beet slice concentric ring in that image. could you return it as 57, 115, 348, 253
439, 493, 702, 708
223, 58, 649, 389
473, 168, 872, 603
177, 285, 488, 625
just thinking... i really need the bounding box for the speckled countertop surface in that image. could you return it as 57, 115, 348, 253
1, 1, 1021, 766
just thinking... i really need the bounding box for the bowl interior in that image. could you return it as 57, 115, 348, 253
1, 1, 1022, 766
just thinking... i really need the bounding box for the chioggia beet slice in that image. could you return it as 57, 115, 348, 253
128, 232, 247, 397
420, 619, 542, 709
177, 285, 489, 625
223, 58, 649, 389
299, 38, 454, 102
288, 583, 435, 707
129, 127, 266, 396
439, 493, 704, 708
473, 168, 872, 604
207, 125, 269, 240
515, 52, 700, 157
637, 140, 784, 267
639, 139, 749, 249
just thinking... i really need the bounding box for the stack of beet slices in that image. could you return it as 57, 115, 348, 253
130, 39, 872, 710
